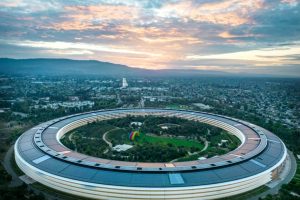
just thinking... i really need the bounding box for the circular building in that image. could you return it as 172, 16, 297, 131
15, 109, 287, 199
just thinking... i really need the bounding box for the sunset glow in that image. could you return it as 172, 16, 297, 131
0, 0, 299, 75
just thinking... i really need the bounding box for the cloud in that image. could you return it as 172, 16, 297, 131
0, 0, 299, 76
218, 31, 259, 39
47, 4, 139, 30
0, 0, 61, 13
45, 49, 94, 55
281, 0, 298, 6
140, 36, 202, 44
0, 0, 22, 7
156, 0, 264, 26
186, 42, 300, 66
4, 39, 160, 56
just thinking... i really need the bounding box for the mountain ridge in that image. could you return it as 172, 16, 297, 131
0, 58, 269, 77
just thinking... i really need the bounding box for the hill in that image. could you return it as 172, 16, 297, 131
0, 58, 229, 77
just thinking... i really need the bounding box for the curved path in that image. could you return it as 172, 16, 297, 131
102, 127, 120, 149
200, 139, 209, 152
170, 139, 209, 163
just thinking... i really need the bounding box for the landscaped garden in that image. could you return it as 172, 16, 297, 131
61, 115, 240, 162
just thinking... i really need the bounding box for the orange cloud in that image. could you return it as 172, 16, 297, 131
218, 31, 259, 39
0, 0, 22, 7
219, 31, 237, 38
117, 25, 201, 44
39, 15, 201, 69
64, 5, 138, 21
140, 36, 202, 44
49, 5, 139, 30
159, 0, 264, 26
186, 44, 300, 67
49, 21, 106, 31
110, 25, 202, 68
192, 65, 232, 71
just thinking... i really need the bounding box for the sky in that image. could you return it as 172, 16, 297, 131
0, 0, 299, 76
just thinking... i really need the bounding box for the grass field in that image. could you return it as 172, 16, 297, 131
107, 128, 131, 145
137, 133, 204, 149
106, 129, 204, 150
209, 131, 241, 150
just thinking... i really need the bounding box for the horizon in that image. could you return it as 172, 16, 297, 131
0, 0, 299, 76
2, 57, 300, 78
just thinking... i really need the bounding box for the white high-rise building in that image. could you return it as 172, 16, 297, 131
121, 78, 128, 89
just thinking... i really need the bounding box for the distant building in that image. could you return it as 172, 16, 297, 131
39, 97, 50, 102
12, 112, 28, 118
130, 122, 143, 127
121, 78, 128, 89
193, 103, 212, 110
69, 96, 79, 101
32, 101, 94, 110
112, 144, 133, 152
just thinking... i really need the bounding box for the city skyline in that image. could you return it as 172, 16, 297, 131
0, 0, 299, 76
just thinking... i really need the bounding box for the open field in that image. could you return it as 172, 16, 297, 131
106, 129, 204, 149
137, 133, 204, 149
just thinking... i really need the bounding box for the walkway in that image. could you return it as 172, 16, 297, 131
170, 139, 209, 163
200, 140, 209, 152
102, 128, 121, 149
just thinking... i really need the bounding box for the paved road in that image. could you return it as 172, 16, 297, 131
249, 150, 297, 200
1, 144, 23, 187
200, 140, 209, 152
102, 127, 121, 149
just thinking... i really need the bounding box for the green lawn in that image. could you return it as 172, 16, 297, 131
106, 129, 204, 150
107, 128, 131, 145
137, 133, 203, 149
